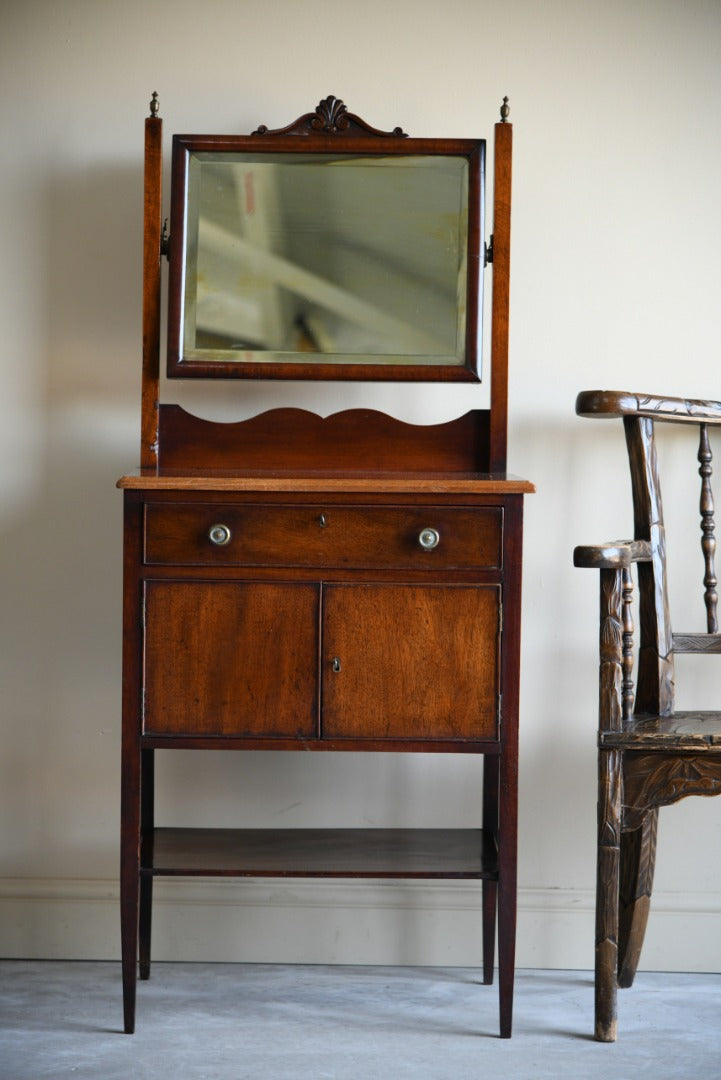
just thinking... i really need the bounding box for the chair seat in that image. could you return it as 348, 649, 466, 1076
601, 712, 721, 749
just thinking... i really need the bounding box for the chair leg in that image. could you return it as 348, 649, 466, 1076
596, 748, 621, 1042
617, 809, 658, 988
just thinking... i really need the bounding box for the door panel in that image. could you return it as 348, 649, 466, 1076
143, 581, 319, 737
322, 584, 500, 740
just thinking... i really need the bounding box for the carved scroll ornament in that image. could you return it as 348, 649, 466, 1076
253, 95, 407, 138
623, 752, 721, 831
599, 570, 624, 734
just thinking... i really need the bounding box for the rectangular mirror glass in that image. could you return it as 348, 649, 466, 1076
168, 137, 484, 381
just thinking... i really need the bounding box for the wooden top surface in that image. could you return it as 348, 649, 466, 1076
117, 470, 534, 494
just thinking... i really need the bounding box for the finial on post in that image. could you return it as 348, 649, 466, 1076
500, 96, 510, 123
149, 91, 159, 118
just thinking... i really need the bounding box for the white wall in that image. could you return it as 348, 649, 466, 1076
2, 0, 721, 972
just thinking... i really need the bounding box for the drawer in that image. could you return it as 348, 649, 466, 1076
144, 503, 503, 570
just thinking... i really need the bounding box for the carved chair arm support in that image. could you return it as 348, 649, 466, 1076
585, 564, 638, 732
574, 540, 652, 570
576, 390, 721, 426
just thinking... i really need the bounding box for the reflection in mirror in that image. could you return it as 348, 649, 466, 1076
182, 153, 471, 367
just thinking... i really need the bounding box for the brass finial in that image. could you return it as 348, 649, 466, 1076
500, 96, 510, 123
149, 91, 159, 117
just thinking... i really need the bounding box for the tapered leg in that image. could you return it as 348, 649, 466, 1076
138, 876, 153, 981
495, 502, 523, 1041
617, 809, 657, 988
596, 747, 622, 1042
497, 877, 516, 1038
138, 750, 155, 981
120, 745, 141, 1033
121, 885, 139, 1032
482, 756, 500, 984
482, 882, 498, 986
497, 749, 517, 1038
121, 494, 145, 1032
120, 811, 140, 1032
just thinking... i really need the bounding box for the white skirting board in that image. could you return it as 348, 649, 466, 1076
1, 878, 720, 972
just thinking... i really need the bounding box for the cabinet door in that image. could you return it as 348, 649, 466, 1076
322, 584, 500, 741
143, 581, 319, 737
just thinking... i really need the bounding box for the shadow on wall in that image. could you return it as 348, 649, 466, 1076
46, 162, 142, 404
0, 161, 145, 878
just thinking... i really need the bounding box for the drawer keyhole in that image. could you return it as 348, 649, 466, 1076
332, 657, 342, 673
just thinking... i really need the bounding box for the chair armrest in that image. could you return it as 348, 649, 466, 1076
574, 539, 652, 569
576, 390, 721, 426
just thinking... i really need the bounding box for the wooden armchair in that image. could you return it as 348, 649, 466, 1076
574, 390, 721, 1041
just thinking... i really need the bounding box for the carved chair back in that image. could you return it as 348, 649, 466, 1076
576, 389, 721, 728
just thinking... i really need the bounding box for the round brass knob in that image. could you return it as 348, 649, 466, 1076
208, 524, 231, 546
418, 527, 440, 551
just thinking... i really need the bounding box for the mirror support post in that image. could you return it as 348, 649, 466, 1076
489, 105, 512, 474
141, 95, 162, 469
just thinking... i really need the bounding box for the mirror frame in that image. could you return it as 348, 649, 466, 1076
166, 97, 485, 382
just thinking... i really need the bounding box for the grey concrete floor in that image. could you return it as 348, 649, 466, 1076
0, 961, 718, 1079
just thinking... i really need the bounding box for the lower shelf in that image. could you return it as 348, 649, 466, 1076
142, 827, 497, 880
